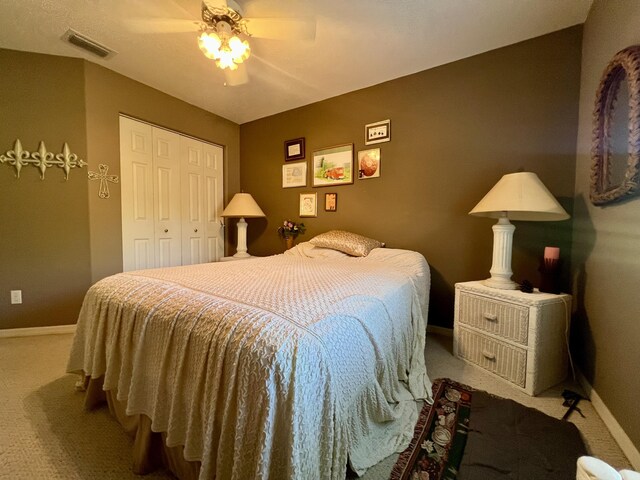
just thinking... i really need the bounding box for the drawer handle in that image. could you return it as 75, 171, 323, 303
483, 312, 498, 321
482, 350, 496, 360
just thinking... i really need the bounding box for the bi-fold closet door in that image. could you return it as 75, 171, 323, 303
119, 116, 224, 272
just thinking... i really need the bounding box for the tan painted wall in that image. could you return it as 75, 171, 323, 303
0, 50, 241, 329
571, 0, 640, 451
240, 27, 582, 327
0, 49, 91, 329
84, 62, 240, 283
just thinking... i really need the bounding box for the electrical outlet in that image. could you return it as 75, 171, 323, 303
10, 290, 22, 305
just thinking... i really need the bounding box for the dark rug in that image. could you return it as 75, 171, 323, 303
390, 378, 587, 480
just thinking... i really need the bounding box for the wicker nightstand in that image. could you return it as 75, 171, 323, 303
453, 281, 571, 396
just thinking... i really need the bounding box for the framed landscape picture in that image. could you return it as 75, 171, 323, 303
312, 144, 354, 187
282, 161, 307, 188
284, 138, 305, 161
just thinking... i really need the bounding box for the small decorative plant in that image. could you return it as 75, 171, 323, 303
277, 220, 306, 239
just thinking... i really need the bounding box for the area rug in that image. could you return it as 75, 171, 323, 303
390, 378, 588, 480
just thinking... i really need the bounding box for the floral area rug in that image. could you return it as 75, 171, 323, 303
390, 378, 472, 480
390, 378, 588, 480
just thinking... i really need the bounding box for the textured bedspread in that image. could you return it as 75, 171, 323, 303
67, 247, 431, 479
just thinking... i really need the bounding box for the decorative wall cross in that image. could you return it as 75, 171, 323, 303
88, 164, 119, 199
0, 139, 86, 179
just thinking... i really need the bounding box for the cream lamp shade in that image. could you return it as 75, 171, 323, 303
221, 193, 265, 258
469, 172, 569, 289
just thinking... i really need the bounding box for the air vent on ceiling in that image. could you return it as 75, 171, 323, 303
61, 28, 117, 60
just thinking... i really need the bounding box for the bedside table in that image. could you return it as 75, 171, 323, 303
453, 281, 571, 396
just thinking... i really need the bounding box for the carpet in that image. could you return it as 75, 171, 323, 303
390, 378, 588, 480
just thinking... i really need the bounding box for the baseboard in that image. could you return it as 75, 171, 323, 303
0, 324, 76, 338
577, 370, 640, 470
427, 325, 453, 337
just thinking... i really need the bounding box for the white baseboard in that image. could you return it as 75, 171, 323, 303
0, 324, 76, 338
577, 370, 640, 470
427, 325, 453, 337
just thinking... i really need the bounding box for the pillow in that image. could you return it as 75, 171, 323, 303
309, 230, 384, 257
285, 241, 352, 259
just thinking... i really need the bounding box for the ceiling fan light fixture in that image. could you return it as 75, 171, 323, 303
198, 31, 222, 59
228, 36, 250, 63
198, 1, 252, 72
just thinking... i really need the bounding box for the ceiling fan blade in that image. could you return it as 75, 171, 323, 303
124, 18, 201, 34
244, 17, 316, 41
224, 64, 249, 86
172, 0, 227, 19
202, 0, 229, 11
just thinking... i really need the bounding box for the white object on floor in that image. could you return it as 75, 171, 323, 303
577, 456, 640, 480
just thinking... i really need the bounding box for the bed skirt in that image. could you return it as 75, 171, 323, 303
82, 376, 199, 479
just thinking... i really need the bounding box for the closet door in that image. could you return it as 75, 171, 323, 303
180, 139, 224, 264
180, 137, 205, 265
203, 143, 224, 262
120, 117, 154, 271
152, 127, 182, 268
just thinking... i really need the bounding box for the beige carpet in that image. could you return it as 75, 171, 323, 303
0, 332, 631, 479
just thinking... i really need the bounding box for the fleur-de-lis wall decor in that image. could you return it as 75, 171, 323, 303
0, 139, 86, 179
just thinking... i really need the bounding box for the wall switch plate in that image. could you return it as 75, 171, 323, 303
10, 290, 22, 304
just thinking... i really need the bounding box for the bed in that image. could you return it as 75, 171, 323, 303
67, 239, 432, 479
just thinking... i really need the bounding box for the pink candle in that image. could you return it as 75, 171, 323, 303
544, 246, 560, 260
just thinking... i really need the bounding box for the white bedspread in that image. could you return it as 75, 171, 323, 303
67, 247, 432, 479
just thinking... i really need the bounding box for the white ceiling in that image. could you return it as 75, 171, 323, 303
0, 0, 592, 124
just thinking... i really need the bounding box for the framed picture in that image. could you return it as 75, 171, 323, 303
282, 161, 307, 188
325, 193, 338, 212
357, 148, 381, 179
312, 144, 354, 187
299, 193, 317, 217
284, 137, 305, 161
365, 119, 391, 145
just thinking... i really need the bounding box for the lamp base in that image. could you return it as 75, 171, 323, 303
482, 277, 518, 290
484, 216, 518, 290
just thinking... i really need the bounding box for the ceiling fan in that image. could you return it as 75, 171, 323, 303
126, 0, 316, 86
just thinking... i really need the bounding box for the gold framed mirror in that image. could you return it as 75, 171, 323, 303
590, 45, 640, 205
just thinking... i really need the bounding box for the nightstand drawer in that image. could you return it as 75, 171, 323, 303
456, 327, 527, 388
457, 292, 529, 345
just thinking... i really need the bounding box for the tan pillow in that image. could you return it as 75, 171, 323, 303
309, 230, 383, 257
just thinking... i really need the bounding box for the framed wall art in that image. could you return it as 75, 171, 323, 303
324, 193, 337, 212
299, 193, 317, 217
365, 119, 390, 145
357, 148, 381, 179
284, 137, 305, 161
282, 161, 307, 188
312, 144, 354, 187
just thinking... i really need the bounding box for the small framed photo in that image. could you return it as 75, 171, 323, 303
358, 148, 381, 179
312, 144, 354, 187
299, 193, 317, 217
282, 161, 307, 188
325, 193, 337, 212
365, 119, 391, 145
284, 137, 305, 161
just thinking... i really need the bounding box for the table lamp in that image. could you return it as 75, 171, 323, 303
469, 172, 569, 290
221, 193, 265, 258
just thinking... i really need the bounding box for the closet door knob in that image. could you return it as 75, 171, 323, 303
194, 228, 198, 233
164, 229, 168, 233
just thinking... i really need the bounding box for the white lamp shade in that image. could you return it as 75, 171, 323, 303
469, 172, 569, 221
221, 193, 265, 218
